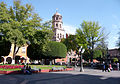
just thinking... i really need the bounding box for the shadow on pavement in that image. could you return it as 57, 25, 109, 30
0, 71, 120, 84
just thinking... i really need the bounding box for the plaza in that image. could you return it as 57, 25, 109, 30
0, 0, 120, 84
0, 68, 120, 84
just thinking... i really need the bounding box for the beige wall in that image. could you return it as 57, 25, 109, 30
4, 44, 29, 63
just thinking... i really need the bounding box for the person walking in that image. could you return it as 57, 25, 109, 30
117, 62, 119, 71
109, 63, 113, 71
102, 63, 106, 72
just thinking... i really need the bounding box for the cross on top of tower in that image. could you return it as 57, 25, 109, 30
56, 8, 58, 13
53, 9, 61, 16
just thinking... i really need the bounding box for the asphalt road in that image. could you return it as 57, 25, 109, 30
0, 68, 120, 84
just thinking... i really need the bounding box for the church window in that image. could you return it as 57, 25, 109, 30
60, 34, 62, 38
57, 34, 59, 38
22, 47, 26, 53
59, 17, 61, 20
56, 24, 58, 27
56, 17, 58, 20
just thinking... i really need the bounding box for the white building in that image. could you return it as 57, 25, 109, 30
52, 12, 65, 42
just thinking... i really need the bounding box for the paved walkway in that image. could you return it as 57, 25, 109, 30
0, 68, 120, 84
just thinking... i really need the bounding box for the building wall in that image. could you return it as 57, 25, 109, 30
3, 44, 29, 64
108, 49, 120, 60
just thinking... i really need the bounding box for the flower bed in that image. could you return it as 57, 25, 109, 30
0, 65, 24, 70
0, 64, 73, 74
0, 67, 74, 74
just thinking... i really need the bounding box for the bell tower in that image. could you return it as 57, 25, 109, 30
52, 11, 65, 42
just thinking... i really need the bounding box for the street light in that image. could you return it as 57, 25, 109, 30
79, 46, 85, 72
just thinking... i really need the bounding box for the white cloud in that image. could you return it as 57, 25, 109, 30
63, 24, 77, 35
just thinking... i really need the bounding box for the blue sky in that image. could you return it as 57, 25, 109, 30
1, 0, 120, 49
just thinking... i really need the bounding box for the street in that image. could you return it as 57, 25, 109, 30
0, 68, 120, 84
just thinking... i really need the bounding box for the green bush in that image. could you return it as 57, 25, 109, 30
113, 58, 118, 63
46, 41, 67, 58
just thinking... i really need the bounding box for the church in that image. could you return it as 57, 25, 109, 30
52, 11, 65, 42
52, 11, 77, 65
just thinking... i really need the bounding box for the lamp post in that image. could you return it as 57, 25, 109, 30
79, 46, 85, 72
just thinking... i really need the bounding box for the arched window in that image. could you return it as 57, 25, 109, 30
56, 24, 58, 27
60, 33, 62, 38
59, 17, 61, 20
57, 34, 59, 38
56, 17, 58, 20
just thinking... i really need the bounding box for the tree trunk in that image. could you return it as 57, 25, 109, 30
91, 40, 94, 62
91, 50, 93, 62
15, 47, 20, 54
54, 59, 56, 64
12, 43, 20, 64
13, 43, 16, 60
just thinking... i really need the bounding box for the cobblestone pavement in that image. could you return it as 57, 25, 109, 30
0, 68, 120, 84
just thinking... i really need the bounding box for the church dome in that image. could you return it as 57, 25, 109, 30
53, 12, 61, 16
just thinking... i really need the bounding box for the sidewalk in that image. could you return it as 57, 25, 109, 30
74, 67, 102, 72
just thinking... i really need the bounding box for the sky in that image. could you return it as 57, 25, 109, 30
0, 0, 120, 49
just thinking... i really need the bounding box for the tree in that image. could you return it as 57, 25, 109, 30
93, 49, 102, 59
96, 28, 108, 59
45, 41, 67, 59
61, 35, 77, 52
0, 35, 11, 57
27, 29, 53, 61
96, 41, 107, 58
27, 44, 43, 61
0, 0, 42, 63
117, 32, 120, 50
82, 49, 91, 61
76, 21, 103, 62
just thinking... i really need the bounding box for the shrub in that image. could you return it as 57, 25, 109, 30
46, 41, 67, 59
113, 58, 118, 63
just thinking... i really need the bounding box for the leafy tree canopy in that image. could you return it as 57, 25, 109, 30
76, 21, 103, 62
0, 0, 53, 60
0, 1, 42, 46
93, 49, 102, 59
27, 29, 53, 60
61, 35, 77, 52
